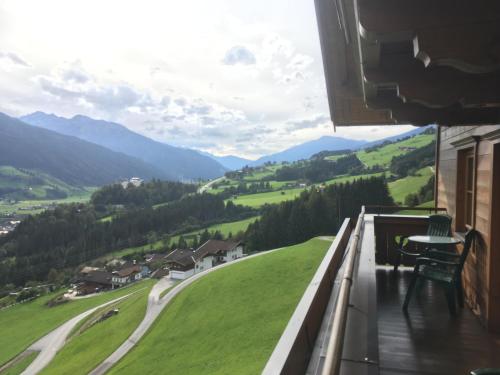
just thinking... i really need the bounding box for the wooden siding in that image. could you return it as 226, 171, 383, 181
437, 125, 500, 331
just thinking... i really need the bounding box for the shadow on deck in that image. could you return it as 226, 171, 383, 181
377, 267, 500, 375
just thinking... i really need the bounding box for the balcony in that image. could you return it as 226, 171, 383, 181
264, 208, 500, 375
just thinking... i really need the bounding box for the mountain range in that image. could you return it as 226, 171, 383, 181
21, 112, 227, 181
0, 110, 432, 189
246, 126, 430, 166
0, 113, 164, 186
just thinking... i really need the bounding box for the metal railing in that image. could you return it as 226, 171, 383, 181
365, 205, 447, 215
262, 218, 353, 375
321, 207, 365, 375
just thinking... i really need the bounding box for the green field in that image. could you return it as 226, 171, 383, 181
0, 190, 95, 216
170, 216, 260, 246
1, 352, 37, 375
324, 172, 386, 186
0, 166, 84, 200
356, 134, 434, 168
39, 281, 154, 375
227, 188, 305, 208
105, 239, 167, 259
109, 237, 332, 375
389, 167, 433, 204
0, 280, 153, 366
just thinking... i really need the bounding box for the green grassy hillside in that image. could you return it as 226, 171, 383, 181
40, 282, 154, 375
0, 280, 153, 366
389, 167, 433, 204
0, 166, 86, 201
356, 134, 434, 167
226, 188, 305, 208
0, 190, 94, 216
109, 237, 332, 375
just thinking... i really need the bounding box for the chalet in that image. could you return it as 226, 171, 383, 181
262, 2, 500, 374
111, 263, 149, 288
76, 270, 113, 295
164, 249, 196, 280
164, 241, 244, 280
193, 240, 244, 274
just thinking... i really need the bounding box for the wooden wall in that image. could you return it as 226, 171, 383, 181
438, 125, 500, 332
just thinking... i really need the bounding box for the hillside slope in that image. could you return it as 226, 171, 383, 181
21, 112, 226, 181
108, 238, 331, 375
0, 113, 164, 186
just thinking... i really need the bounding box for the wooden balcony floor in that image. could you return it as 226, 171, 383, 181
377, 267, 500, 375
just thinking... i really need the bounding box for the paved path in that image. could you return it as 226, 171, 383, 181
89, 248, 291, 375
21, 293, 135, 375
197, 176, 224, 194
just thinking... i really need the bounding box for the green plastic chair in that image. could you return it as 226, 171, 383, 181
394, 214, 453, 271
403, 229, 477, 315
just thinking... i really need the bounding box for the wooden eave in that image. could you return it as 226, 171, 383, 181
314, 0, 500, 126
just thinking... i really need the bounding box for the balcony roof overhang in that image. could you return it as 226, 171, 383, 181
314, 0, 500, 127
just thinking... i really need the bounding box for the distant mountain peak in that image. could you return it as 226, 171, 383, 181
20, 111, 227, 180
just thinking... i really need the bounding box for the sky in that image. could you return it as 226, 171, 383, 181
0, 0, 415, 159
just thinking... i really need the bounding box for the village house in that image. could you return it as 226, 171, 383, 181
111, 262, 150, 288
164, 248, 196, 280
165, 240, 244, 280
193, 240, 244, 273
76, 270, 113, 295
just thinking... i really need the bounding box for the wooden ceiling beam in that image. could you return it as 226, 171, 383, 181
414, 23, 500, 74
368, 96, 500, 126
364, 56, 500, 108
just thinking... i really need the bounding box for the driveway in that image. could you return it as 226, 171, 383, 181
21, 293, 135, 375
89, 249, 290, 375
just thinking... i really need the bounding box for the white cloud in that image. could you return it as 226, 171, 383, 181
0, 51, 30, 68
222, 46, 256, 65
0, 0, 418, 159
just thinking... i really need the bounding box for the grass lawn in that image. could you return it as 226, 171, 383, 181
1, 352, 38, 375
227, 187, 305, 208
39, 281, 154, 375
108, 237, 332, 375
170, 216, 260, 245
356, 133, 434, 168
0, 189, 95, 216
324, 172, 386, 186
389, 167, 434, 204
0, 279, 153, 366
105, 239, 167, 259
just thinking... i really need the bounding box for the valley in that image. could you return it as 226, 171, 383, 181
0, 122, 436, 375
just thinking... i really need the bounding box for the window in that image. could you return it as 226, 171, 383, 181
465, 153, 474, 227
457, 147, 476, 231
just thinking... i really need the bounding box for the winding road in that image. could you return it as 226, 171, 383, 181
21, 293, 135, 375
197, 176, 224, 194
89, 248, 289, 375
18, 239, 332, 375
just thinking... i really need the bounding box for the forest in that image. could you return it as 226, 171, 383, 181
0, 186, 254, 286
244, 176, 393, 251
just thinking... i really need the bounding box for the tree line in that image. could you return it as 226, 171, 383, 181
244, 176, 394, 251
91, 179, 196, 209
0, 191, 254, 286
274, 154, 364, 182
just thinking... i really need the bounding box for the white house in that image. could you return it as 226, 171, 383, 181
192, 240, 244, 274
164, 249, 196, 280
165, 241, 245, 280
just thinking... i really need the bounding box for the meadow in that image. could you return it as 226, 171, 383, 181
388, 166, 433, 205
39, 281, 154, 375
0, 279, 153, 367
108, 237, 332, 375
